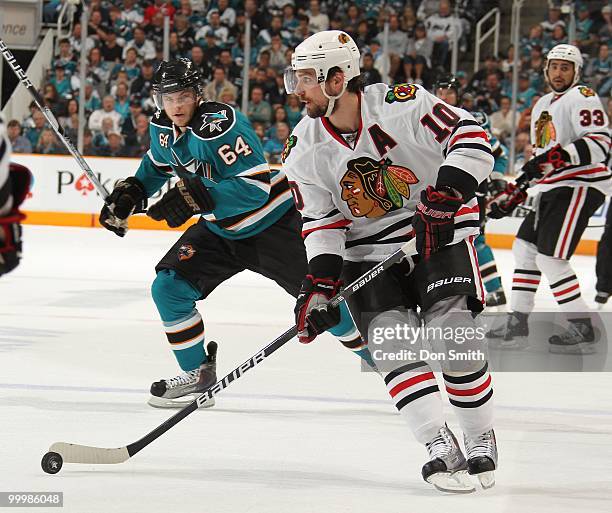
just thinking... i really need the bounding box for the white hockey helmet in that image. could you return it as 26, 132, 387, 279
284, 30, 360, 116
544, 44, 583, 93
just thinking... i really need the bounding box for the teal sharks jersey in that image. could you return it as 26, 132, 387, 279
135, 101, 293, 239
471, 110, 508, 174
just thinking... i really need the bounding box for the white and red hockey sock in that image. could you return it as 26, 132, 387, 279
443, 362, 494, 437
536, 254, 589, 312
510, 238, 541, 313
384, 361, 445, 444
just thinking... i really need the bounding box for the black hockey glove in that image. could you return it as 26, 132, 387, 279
99, 176, 147, 237
1, 163, 31, 276
412, 185, 463, 259
147, 177, 214, 228
487, 182, 528, 219
486, 172, 508, 198
295, 275, 342, 344
521, 144, 571, 180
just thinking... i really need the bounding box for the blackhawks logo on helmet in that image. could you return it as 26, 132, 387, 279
535, 111, 556, 148
340, 157, 418, 218
579, 86, 595, 98
385, 83, 418, 104
281, 135, 297, 163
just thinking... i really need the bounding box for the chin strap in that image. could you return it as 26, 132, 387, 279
321, 81, 348, 117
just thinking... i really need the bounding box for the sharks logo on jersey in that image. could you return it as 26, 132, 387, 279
191, 101, 236, 140
170, 148, 210, 179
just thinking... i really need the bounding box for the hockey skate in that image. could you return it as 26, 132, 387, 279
594, 292, 609, 309
549, 319, 596, 355
485, 289, 506, 308
486, 311, 529, 349
422, 425, 475, 493
148, 341, 218, 408
464, 429, 497, 489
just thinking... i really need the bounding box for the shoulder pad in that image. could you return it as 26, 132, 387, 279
577, 85, 596, 98
150, 110, 173, 129
190, 101, 237, 140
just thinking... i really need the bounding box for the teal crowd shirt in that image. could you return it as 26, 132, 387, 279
135, 101, 293, 239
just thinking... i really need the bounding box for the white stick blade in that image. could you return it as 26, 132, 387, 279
49, 443, 130, 464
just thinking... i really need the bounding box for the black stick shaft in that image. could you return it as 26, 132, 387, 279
0, 38, 109, 199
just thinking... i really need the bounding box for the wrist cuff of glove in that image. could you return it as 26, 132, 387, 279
436, 165, 478, 200
124, 176, 147, 201
308, 254, 343, 281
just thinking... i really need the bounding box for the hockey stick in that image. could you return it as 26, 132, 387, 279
0, 38, 109, 200
42, 238, 418, 473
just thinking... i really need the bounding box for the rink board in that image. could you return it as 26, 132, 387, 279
12, 153, 608, 255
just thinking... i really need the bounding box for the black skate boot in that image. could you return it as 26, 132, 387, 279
486, 311, 529, 349
464, 429, 498, 489
422, 425, 475, 493
485, 289, 507, 308
549, 318, 596, 354
148, 341, 218, 408
595, 292, 609, 308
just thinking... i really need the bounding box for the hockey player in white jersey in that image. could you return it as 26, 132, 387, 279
282, 31, 497, 492
488, 44, 611, 353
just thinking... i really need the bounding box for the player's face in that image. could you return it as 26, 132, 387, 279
162, 89, 198, 127
292, 69, 329, 118
547, 59, 575, 92
435, 87, 457, 106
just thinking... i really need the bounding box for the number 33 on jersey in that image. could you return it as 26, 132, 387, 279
282, 83, 494, 262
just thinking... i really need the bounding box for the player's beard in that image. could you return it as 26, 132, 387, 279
305, 99, 329, 118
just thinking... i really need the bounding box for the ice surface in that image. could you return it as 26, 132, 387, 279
1, 226, 611, 512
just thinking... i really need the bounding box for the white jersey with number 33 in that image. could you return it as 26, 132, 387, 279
530, 85, 611, 194
281, 83, 494, 263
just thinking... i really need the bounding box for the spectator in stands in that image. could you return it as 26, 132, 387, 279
401, 5, 418, 38
268, 75, 287, 108
525, 45, 545, 91
587, 43, 612, 96
540, 5, 565, 36
353, 20, 371, 49
264, 34, 288, 73
26, 109, 47, 148
257, 15, 283, 48
250, 67, 276, 101
417, 0, 440, 21
196, 11, 230, 45
285, 94, 302, 130
424, 0, 462, 69
174, 14, 196, 52
130, 60, 156, 101
404, 23, 433, 85
217, 48, 242, 84
43, 0, 63, 23
122, 0, 144, 26
307, 0, 329, 32
59, 98, 80, 130
204, 66, 237, 102
70, 22, 95, 57
50, 64, 72, 99
513, 133, 533, 173
144, 0, 175, 26
200, 33, 221, 63
113, 82, 131, 121
263, 121, 289, 164
35, 128, 66, 155
377, 14, 408, 78
517, 94, 541, 133
122, 97, 144, 143
362, 53, 383, 86
500, 45, 515, 74
54, 38, 77, 75
598, 5, 612, 48
575, 4, 596, 54
43, 84, 67, 118
251, 122, 266, 144
266, 107, 289, 140
102, 132, 130, 157
108, 5, 131, 44
247, 86, 272, 128
83, 81, 102, 114
210, 0, 236, 28
89, 95, 122, 133
146, 12, 166, 49
219, 87, 239, 108
128, 114, 151, 158
548, 25, 568, 48
82, 129, 98, 156
6, 120, 32, 154
101, 29, 123, 63
87, 47, 110, 88
520, 25, 548, 59
471, 55, 503, 90
87, 9, 109, 46
124, 27, 156, 61
342, 5, 362, 35
189, 45, 212, 81
489, 95, 518, 143
474, 72, 503, 114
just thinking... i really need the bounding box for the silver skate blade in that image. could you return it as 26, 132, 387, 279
549, 343, 597, 355
476, 470, 495, 489
427, 470, 476, 494
147, 395, 216, 409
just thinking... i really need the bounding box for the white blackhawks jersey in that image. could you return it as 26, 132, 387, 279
281, 83, 494, 263
530, 85, 611, 194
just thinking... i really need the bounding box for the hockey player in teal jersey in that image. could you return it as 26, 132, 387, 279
435, 75, 509, 307
99, 58, 369, 407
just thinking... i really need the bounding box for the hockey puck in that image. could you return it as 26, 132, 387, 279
41, 452, 63, 475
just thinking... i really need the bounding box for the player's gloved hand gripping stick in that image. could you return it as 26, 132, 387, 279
41, 238, 417, 474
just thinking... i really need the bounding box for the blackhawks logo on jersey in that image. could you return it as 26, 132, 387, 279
281, 135, 297, 163
340, 157, 418, 218
385, 83, 418, 104
579, 86, 595, 98
534, 110, 556, 148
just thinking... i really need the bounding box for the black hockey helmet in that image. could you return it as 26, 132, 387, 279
152, 58, 203, 110
434, 73, 460, 95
